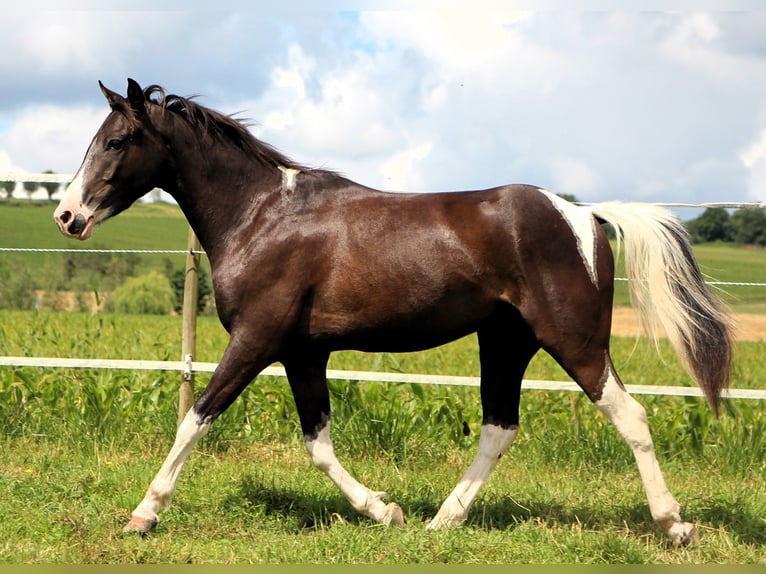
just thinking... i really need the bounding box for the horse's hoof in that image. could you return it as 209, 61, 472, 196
382, 503, 405, 527
123, 514, 158, 535
672, 523, 699, 547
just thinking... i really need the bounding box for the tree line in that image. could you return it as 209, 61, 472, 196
685, 206, 766, 246
1, 170, 63, 200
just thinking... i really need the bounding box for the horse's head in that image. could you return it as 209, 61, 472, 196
54, 78, 169, 240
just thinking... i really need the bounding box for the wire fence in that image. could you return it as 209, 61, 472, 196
1, 194, 765, 403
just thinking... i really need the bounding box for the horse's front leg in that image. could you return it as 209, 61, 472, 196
284, 353, 405, 526
123, 339, 270, 534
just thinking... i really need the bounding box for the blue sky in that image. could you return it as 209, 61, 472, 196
2, 6, 766, 213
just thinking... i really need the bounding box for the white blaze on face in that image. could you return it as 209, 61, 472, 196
61, 161, 88, 205
53, 148, 98, 239
538, 188, 598, 285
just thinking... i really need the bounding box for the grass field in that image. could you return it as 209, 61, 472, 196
0, 200, 764, 563
0, 311, 764, 564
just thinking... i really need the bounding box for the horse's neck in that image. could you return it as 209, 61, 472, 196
169, 152, 282, 262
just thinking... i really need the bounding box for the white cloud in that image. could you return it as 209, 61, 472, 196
0, 105, 106, 173
0, 12, 171, 77
380, 143, 432, 191
360, 11, 565, 97
0, 150, 16, 174
0, 10, 764, 210
740, 126, 766, 202
549, 157, 600, 196
247, 44, 405, 179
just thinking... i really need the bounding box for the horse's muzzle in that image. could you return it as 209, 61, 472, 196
53, 208, 95, 240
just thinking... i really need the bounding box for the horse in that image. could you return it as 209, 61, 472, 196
53, 79, 732, 546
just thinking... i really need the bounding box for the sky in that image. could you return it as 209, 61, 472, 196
2, 5, 766, 216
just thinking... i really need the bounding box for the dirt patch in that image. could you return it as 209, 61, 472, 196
611, 307, 766, 342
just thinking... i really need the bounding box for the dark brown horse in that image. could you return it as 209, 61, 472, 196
54, 79, 732, 546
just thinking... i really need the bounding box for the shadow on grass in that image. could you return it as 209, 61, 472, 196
223, 473, 765, 547
448, 496, 765, 546
221, 473, 368, 531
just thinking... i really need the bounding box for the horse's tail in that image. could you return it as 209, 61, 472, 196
588, 201, 733, 415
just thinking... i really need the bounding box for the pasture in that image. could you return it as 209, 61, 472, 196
0, 200, 764, 563
0, 311, 764, 563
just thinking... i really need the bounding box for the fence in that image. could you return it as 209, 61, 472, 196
1, 175, 765, 426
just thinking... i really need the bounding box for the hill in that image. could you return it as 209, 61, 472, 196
0, 199, 189, 250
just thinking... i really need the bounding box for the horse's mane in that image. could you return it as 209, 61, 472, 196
143, 85, 306, 171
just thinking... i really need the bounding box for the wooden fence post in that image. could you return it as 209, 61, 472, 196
179, 227, 201, 428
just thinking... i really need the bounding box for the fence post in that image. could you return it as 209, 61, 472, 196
179, 227, 201, 428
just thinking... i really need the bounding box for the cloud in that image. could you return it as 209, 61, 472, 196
740, 124, 766, 202
549, 157, 600, 196
1, 10, 765, 212
380, 143, 432, 192
0, 104, 106, 174
360, 11, 566, 98
245, 42, 414, 184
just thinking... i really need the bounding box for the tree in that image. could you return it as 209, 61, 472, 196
730, 207, 766, 246
22, 180, 38, 199
170, 265, 213, 314
686, 207, 733, 243
0, 180, 14, 199
40, 170, 61, 200
108, 271, 176, 315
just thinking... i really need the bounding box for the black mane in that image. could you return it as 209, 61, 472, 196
143, 84, 305, 171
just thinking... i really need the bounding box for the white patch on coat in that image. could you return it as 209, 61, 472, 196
278, 166, 300, 191
538, 188, 598, 285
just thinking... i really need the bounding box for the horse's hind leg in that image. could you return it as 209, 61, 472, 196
591, 359, 698, 546
551, 325, 698, 545
427, 320, 538, 529
284, 352, 404, 526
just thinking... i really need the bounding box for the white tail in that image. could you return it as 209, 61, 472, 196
588, 202, 733, 414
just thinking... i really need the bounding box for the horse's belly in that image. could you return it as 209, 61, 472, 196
306, 286, 499, 352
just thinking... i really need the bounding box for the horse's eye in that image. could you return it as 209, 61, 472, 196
107, 139, 124, 151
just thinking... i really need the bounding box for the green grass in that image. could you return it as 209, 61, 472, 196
0, 434, 763, 563
0, 310, 764, 563
0, 199, 188, 250
609, 241, 766, 311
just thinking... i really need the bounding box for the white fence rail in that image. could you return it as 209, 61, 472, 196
1, 356, 764, 401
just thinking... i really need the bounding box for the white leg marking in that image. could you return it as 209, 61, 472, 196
128, 408, 210, 527
538, 188, 599, 285
427, 424, 518, 529
306, 423, 403, 525
596, 370, 698, 545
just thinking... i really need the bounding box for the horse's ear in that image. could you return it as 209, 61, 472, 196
126, 78, 146, 114
99, 80, 127, 111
